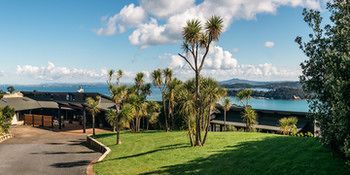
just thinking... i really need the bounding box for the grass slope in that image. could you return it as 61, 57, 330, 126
93, 131, 350, 175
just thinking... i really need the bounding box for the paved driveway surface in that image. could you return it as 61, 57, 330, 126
0, 126, 101, 175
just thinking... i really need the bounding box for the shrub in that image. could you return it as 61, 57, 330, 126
279, 117, 298, 135
0, 106, 15, 134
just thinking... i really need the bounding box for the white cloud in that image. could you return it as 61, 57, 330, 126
96, 0, 321, 47
96, 3, 146, 35
0, 71, 4, 77
16, 62, 107, 81
15, 62, 152, 83
264, 41, 275, 48
140, 0, 195, 18
169, 45, 300, 81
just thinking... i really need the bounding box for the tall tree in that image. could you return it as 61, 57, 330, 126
178, 16, 224, 146
145, 101, 161, 130
222, 97, 231, 131
175, 77, 225, 146
242, 106, 257, 132
107, 69, 133, 144
296, 0, 350, 157
151, 69, 169, 131
86, 96, 101, 136
236, 89, 257, 131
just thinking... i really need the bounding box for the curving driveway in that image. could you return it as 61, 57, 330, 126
0, 126, 101, 175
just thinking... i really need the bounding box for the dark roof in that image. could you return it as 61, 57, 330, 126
0, 97, 41, 111
21, 91, 113, 103
21, 91, 115, 111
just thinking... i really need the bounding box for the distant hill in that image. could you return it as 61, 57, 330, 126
220, 78, 301, 89
220, 78, 268, 86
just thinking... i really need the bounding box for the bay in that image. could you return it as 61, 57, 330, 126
1, 84, 309, 112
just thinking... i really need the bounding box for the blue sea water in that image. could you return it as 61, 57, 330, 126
1, 84, 309, 112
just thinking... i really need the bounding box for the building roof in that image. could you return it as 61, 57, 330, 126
21, 91, 115, 111
0, 97, 41, 111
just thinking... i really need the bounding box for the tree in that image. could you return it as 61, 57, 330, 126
7, 86, 15, 94
178, 16, 224, 146
279, 117, 298, 135
175, 77, 226, 146
151, 69, 168, 131
145, 101, 161, 130
222, 97, 231, 131
242, 106, 257, 132
0, 106, 15, 134
86, 96, 101, 136
166, 78, 182, 130
236, 89, 257, 131
107, 69, 134, 144
236, 89, 252, 107
130, 72, 151, 132
295, 0, 350, 157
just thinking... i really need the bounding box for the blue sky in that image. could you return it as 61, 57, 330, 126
0, 0, 328, 84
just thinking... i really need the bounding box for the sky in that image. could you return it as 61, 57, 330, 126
0, 0, 329, 85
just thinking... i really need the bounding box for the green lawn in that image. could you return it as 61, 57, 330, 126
93, 131, 350, 175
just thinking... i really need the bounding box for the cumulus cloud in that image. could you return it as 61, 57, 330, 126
96, 0, 321, 47
140, 0, 195, 18
96, 3, 146, 35
16, 62, 108, 81
169, 45, 300, 81
15, 62, 151, 83
264, 41, 275, 48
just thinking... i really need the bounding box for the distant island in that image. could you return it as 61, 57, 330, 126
221, 78, 306, 100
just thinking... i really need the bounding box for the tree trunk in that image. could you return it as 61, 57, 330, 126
194, 71, 202, 146
116, 128, 121, 145
162, 95, 168, 132
187, 119, 194, 146
224, 110, 227, 131
92, 115, 96, 136
202, 108, 212, 145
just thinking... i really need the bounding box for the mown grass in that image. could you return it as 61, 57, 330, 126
93, 131, 350, 175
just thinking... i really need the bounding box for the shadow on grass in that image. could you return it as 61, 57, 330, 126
105, 143, 190, 161
140, 136, 350, 175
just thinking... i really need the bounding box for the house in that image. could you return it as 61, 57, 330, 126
0, 91, 115, 132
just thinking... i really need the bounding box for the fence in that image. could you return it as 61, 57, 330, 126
24, 114, 53, 128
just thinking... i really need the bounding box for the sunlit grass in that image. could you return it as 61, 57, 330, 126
93, 131, 350, 175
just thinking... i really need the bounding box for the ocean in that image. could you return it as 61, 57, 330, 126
1, 84, 309, 112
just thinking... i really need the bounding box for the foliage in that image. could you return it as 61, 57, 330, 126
178, 16, 224, 146
296, 1, 350, 158
175, 77, 226, 146
93, 131, 350, 175
107, 69, 135, 144
222, 97, 231, 131
242, 106, 257, 132
279, 117, 298, 135
86, 95, 101, 136
0, 106, 15, 134
227, 87, 306, 100
236, 89, 253, 106
6, 86, 15, 94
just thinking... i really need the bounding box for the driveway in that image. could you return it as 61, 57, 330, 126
0, 126, 101, 175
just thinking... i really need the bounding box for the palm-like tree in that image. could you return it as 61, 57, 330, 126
145, 101, 160, 130
236, 89, 252, 107
222, 97, 231, 131
151, 69, 169, 131
175, 77, 225, 146
178, 16, 224, 146
107, 69, 134, 144
242, 106, 257, 132
167, 78, 181, 130
86, 96, 101, 136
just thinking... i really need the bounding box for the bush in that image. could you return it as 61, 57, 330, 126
0, 106, 15, 134
279, 117, 298, 135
